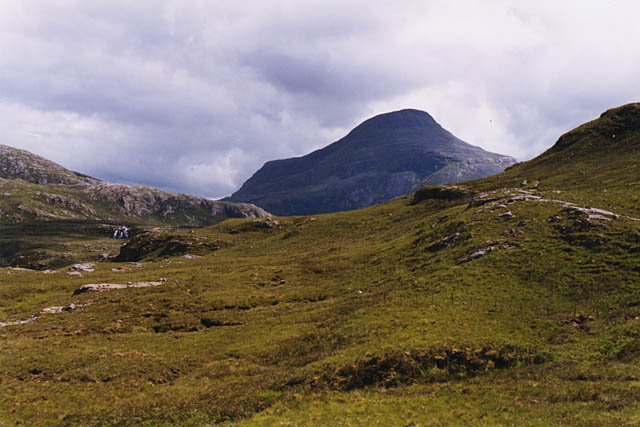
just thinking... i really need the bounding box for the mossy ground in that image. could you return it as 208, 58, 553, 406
2, 180, 640, 425
3, 105, 640, 425
0, 222, 125, 269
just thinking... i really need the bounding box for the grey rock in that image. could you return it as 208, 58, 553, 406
68, 263, 96, 272
0, 317, 38, 328
73, 278, 167, 295
0, 144, 270, 226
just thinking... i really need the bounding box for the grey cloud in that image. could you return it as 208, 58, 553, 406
1, 1, 640, 198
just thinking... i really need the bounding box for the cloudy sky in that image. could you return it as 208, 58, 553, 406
2, 1, 640, 198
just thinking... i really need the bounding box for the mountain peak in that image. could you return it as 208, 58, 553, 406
496, 102, 640, 195
346, 109, 441, 140
599, 102, 640, 119
597, 102, 640, 135
226, 109, 516, 215
363, 108, 438, 125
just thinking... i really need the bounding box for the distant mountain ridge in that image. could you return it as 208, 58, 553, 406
0, 144, 269, 225
0, 145, 100, 187
224, 109, 516, 215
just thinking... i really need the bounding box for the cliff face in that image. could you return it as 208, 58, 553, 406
0, 145, 269, 226
225, 109, 515, 215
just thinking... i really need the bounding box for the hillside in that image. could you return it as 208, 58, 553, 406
0, 144, 269, 269
225, 109, 516, 215
469, 102, 640, 214
0, 144, 268, 226
0, 144, 100, 187
2, 104, 640, 425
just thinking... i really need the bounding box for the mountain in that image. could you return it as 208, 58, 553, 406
0, 144, 269, 226
224, 109, 516, 215
6, 103, 640, 425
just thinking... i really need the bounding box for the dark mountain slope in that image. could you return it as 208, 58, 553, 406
225, 109, 515, 215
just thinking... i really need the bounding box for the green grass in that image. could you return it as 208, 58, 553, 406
2, 187, 640, 425
2, 104, 640, 425
0, 221, 126, 269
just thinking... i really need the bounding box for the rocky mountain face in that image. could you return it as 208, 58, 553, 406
0, 144, 269, 226
224, 109, 516, 215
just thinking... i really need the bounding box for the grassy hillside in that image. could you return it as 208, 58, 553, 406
0, 144, 269, 269
0, 176, 268, 269
2, 104, 640, 425
468, 103, 640, 215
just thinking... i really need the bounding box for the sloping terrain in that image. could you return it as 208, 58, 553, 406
0, 144, 99, 187
0, 144, 268, 226
225, 109, 515, 215
0, 145, 269, 269
2, 104, 640, 425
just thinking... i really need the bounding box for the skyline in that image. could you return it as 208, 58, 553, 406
2, 1, 640, 198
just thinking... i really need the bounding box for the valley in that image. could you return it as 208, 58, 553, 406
2, 104, 640, 425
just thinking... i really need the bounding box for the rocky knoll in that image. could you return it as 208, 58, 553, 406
85, 182, 268, 224
0, 144, 99, 186
0, 144, 268, 225
113, 231, 229, 262
225, 109, 516, 216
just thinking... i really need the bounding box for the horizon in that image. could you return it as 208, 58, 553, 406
5, 105, 524, 201
2, 1, 640, 198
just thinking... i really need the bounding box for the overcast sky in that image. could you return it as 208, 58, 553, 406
1, 1, 640, 198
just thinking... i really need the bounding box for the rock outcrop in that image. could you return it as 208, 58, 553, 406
113, 232, 228, 262
0, 144, 269, 225
0, 144, 99, 187
73, 279, 167, 295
